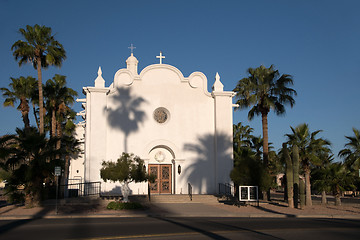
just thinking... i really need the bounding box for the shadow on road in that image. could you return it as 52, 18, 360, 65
254, 205, 296, 218
152, 216, 230, 240
0, 206, 52, 235
0, 198, 102, 236
147, 202, 285, 239
207, 218, 285, 240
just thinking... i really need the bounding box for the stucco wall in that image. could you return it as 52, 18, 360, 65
72, 57, 234, 195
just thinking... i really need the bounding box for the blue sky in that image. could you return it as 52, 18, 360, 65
0, 0, 359, 160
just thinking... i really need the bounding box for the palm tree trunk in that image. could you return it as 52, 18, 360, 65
22, 112, 30, 130
261, 112, 269, 166
25, 192, 33, 208
63, 155, 70, 188
37, 58, 44, 135
25, 177, 42, 207
32, 178, 42, 207
51, 108, 56, 138
261, 112, 270, 201
21, 108, 30, 130
57, 120, 66, 196
19, 97, 30, 130
321, 190, 327, 205
304, 166, 312, 206
56, 120, 62, 150
56, 119, 64, 191
32, 102, 39, 130
335, 186, 342, 206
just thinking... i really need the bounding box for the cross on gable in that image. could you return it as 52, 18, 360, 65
156, 51, 165, 64
128, 44, 136, 54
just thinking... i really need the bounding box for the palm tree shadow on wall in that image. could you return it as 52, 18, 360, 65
183, 133, 232, 194
105, 87, 147, 152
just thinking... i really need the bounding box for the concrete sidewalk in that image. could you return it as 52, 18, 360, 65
1, 198, 360, 220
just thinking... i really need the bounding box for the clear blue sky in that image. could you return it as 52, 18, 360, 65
1, 0, 359, 160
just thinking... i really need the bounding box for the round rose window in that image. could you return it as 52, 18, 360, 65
153, 107, 169, 124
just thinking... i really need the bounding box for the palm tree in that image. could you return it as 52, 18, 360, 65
250, 135, 263, 160
286, 123, 331, 206
312, 153, 334, 204
44, 74, 77, 139
234, 65, 296, 167
11, 24, 66, 134
234, 65, 296, 199
231, 136, 270, 193
3, 127, 62, 207
231, 146, 257, 186
1, 76, 37, 130
0, 134, 15, 164
339, 128, 360, 170
231, 123, 273, 196
313, 162, 355, 206
43, 75, 78, 191
233, 122, 254, 153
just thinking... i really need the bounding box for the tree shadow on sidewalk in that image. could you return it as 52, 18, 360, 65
325, 205, 360, 215
267, 201, 291, 208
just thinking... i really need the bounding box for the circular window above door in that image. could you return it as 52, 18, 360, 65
153, 107, 170, 124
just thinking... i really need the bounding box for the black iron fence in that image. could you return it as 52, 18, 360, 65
60, 181, 101, 198
219, 183, 233, 196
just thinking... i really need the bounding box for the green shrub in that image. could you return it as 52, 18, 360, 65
106, 201, 143, 210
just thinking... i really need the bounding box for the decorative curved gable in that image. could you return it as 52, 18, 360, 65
112, 63, 211, 97
140, 64, 184, 81
113, 68, 135, 88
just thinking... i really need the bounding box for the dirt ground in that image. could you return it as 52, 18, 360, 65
214, 199, 360, 216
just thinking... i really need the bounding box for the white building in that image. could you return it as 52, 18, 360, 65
70, 52, 235, 195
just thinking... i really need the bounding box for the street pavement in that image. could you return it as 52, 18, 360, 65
1, 216, 360, 240
1, 194, 360, 240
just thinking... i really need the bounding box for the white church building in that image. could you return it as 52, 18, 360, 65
70, 51, 235, 195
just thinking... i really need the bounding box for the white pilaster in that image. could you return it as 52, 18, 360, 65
83, 87, 109, 183
212, 73, 235, 193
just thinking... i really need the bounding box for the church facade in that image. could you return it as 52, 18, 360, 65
70, 52, 235, 195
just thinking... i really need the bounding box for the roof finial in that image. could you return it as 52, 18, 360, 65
128, 44, 136, 54
95, 66, 105, 88
215, 72, 220, 82
156, 51, 165, 64
212, 72, 224, 92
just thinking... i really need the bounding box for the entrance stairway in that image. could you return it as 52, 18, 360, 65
130, 194, 219, 204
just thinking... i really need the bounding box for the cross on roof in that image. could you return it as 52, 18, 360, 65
128, 44, 136, 54
156, 51, 165, 64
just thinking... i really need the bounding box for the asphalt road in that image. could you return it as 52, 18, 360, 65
0, 217, 360, 240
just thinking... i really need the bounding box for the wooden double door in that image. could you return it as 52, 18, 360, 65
149, 164, 172, 194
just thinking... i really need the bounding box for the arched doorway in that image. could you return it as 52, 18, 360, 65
148, 146, 174, 194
